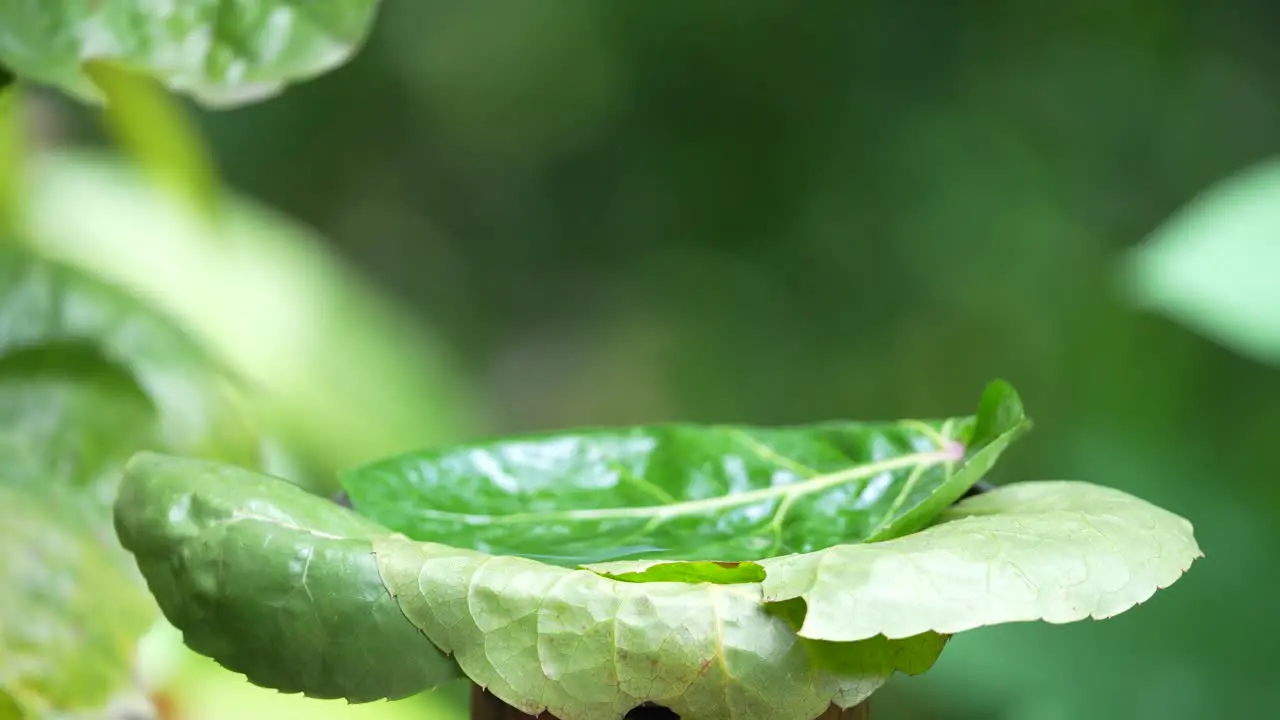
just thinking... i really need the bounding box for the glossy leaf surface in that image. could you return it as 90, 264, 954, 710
118, 451, 1200, 719
760, 481, 1203, 642
117, 453, 943, 719
342, 381, 1029, 566
0, 1, 382, 107
116, 453, 464, 702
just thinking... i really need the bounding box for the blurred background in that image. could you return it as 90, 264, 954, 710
9, 1, 1280, 718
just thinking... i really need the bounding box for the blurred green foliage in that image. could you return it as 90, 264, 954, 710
6, 1, 1278, 718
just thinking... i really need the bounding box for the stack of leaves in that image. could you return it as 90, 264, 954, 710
113, 381, 1201, 720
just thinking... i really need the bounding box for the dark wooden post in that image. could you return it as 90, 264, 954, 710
470, 683, 870, 719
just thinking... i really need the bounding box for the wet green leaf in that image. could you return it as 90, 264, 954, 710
117, 452, 942, 719
342, 381, 1028, 567
117, 445, 1200, 718
115, 453, 463, 703
0, 1, 383, 107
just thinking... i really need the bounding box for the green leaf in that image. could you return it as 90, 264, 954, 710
0, 80, 20, 233
0, 1, 383, 107
0, 341, 160, 715
115, 453, 462, 703
20, 150, 476, 474
0, 247, 260, 463
759, 481, 1202, 643
376, 536, 944, 720
0, 485, 155, 717
1124, 156, 1280, 365
342, 381, 1028, 567
0, 247, 263, 714
85, 61, 221, 220
114, 451, 945, 719
594, 560, 767, 585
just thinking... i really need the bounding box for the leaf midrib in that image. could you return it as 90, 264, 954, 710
392, 446, 961, 527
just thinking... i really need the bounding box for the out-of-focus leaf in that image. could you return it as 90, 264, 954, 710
0, 248, 259, 462
0, 325, 160, 716
0, 81, 19, 233
759, 481, 1202, 642
0, 344, 156, 528
1125, 157, 1280, 365
85, 62, 220, 220
21, 150, 474, 475
116, 452, 943, 720
341, 381, 1026, 567
0, 247, 265, 715
115, 453, 463, 703
0, 485, 154, 717
0, 1, 383, 108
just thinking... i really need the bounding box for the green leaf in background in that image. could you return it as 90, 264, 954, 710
0, 352, 158, 717
0, 249, 259, 462
19, 150, 475, 476
0, 1, 383, 107
0, 247, 264, 716
85, 61, 221, 220
341, 381, 1028, 567
759, 481, 1202, 643
115, 453, 462, 703
1125, 156, 1280, 365
0, 486, 155, 718
0, 79, 19, 233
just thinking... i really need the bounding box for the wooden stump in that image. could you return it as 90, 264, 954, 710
470, 684, 870, 719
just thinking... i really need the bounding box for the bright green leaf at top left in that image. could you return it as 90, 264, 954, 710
0, 1, 382, 107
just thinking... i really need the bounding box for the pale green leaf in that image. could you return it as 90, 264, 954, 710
0, 1, 382, 107
0, 248, 260, 462
20, 150, 475, 473
0, 486, 154, 718
759, 481, 1202, 642
1125, 156, 1280, 365
376, 536, 944, 720
0, 248, 262, 714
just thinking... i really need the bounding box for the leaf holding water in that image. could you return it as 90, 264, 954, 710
342, 381, 1029, 568
114, 381, 1201, 719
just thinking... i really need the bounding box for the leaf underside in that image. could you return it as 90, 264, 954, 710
0, 1, 382, 107
117, 445, 1201, 720
341, 380, 1030, 569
